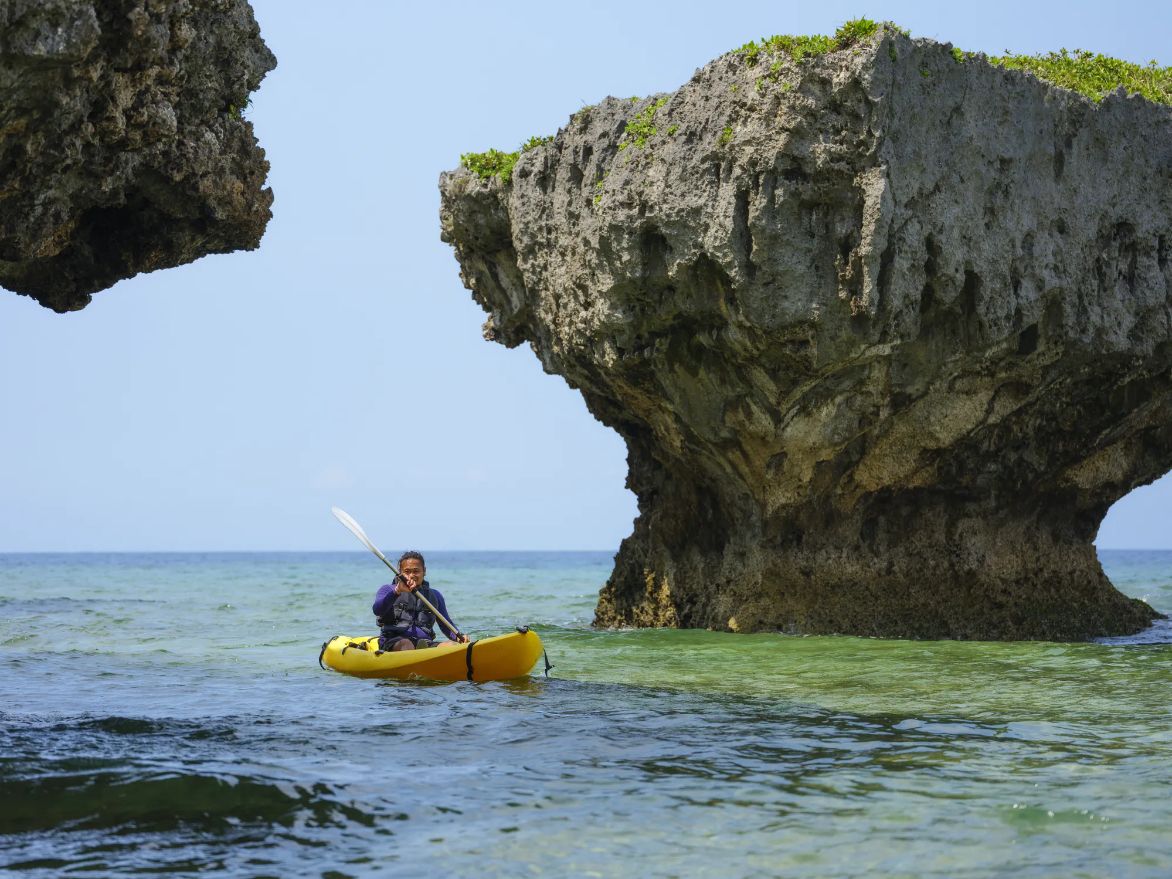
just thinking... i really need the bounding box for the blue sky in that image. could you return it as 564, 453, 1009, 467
1, 0, 1169, 551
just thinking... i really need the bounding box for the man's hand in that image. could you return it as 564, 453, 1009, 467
453, 633, 470, 644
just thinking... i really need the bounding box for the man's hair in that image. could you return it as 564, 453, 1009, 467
399, 550, 425, 570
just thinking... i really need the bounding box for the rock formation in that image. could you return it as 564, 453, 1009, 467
440, 27, 1171, 639
0, 0, 274, 312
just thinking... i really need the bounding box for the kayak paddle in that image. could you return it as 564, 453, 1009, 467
331, 506, 464, 640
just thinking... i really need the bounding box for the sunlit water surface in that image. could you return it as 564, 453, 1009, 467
2, 550, 1171, 877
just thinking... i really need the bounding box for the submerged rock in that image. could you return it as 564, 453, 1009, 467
440, 27, 1171, 639
0, 0, 275, 312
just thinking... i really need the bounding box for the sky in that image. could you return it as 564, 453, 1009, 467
1, 0, 1169, 551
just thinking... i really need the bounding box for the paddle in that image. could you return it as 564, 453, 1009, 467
330, 506, 464, 640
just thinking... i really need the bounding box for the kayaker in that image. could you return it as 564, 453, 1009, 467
372, 551, 468, 651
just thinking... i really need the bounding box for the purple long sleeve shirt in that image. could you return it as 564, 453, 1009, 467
372, 580, 458, 642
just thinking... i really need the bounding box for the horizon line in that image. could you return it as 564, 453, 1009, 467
0, 546, 1169, 554
0, 547, 622, 555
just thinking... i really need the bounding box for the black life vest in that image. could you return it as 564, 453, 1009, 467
377, 582, 437, 640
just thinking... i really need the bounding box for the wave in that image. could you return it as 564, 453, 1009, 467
0, 767, 373, 835
45, 715, 240, 740
0, 713, 375, 839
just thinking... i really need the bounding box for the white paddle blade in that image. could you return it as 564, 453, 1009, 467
331, 506, 388, 562
331, 506, 371, 546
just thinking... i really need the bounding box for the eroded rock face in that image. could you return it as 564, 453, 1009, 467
0, 0, 274, 311
440, 31, 1171, 639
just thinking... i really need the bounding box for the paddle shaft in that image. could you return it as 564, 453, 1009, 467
331, 507, 463, 638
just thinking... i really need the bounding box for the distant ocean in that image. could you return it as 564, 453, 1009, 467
2, 550, 1171, 877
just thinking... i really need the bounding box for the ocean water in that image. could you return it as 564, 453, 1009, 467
2, 549, 1171, 877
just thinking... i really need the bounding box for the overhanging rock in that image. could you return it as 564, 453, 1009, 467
0, 0, 275, 311
440, 27, 1171, 640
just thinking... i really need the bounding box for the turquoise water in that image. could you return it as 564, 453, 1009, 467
2, 550, 1171, 877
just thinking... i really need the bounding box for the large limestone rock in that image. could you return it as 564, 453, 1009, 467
0, 0, 274, 311
440, 28, 1171, 639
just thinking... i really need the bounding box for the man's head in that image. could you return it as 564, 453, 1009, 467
398, 551, 425, 587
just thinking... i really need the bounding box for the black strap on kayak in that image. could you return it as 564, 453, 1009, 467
318, 637, 334, 670
339, 639, 370, 658
464, 641, 475, 681
514, 626, 553, 677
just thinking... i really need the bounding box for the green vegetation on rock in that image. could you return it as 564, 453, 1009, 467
460, 148, 519, 183
461, 135, 554, 184
461, 27, 1171, 193
226, 94, 253, 118
989, 49, 1172, 105
733, 16, 1171, 107
834, 18, 881, 46
619, 97, 669, 150
592, 171, 610, 206
737, 33, 834, 65
735, 18, 892, 66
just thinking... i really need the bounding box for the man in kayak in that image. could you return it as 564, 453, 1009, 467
372, 551, 469, 651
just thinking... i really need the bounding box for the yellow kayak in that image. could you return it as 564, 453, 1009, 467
318, 627, 546, 682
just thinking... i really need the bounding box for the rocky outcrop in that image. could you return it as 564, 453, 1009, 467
0, 0, 274, 311
440, 28, 1171, 639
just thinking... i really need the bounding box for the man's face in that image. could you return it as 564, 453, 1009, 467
400, 558, 425, 588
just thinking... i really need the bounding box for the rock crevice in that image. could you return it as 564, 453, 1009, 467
441, 30, 1171, 639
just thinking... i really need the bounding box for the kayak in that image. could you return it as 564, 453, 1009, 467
318, 626, 546, 682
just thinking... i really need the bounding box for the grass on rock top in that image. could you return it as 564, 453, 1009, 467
738, 17, 1171, 107
988, 49, 1172, 104
460, 20, 1172, 185
460, 135, 552, 184
735, 17, 889, 65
